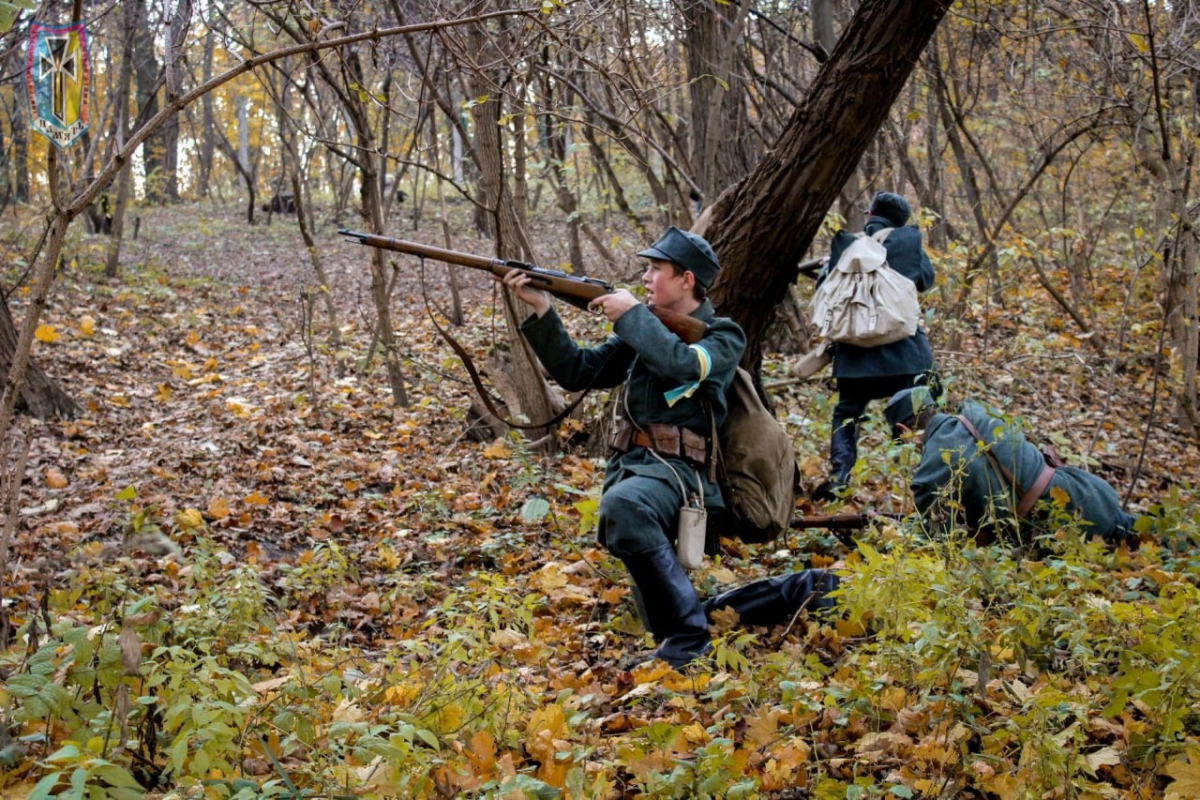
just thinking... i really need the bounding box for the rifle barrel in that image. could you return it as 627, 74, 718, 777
790, 512, 902, 530
339, 229, 709, 344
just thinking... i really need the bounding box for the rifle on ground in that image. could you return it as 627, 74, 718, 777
338, 230, 708, 344
796, 256, 827, 281
791, 512, 905, 530
790, 512, 907, 547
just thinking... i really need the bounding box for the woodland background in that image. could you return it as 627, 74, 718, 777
0, 0, 1199, 797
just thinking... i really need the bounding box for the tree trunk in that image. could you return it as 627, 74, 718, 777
10, 98, 29, 204
685, 0, 755, 196
158, 0, 191, 202
540, 67, 584, 274
0, 300, 78, 421
468, 21, 557, 442
131, 0, 165, 202
705, 0, 953, 372
105, 0, 140, 277
197, 17, 217, 198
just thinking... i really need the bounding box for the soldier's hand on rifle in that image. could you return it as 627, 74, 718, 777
589, 289, 638, 323
498, 270, 552, 317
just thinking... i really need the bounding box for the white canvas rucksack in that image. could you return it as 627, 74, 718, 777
808, 228, 920, 348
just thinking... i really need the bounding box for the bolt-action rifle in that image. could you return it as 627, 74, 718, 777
796, 256, 827, 281
790, 512, 906, 547
790, 512, 904, 530
338, 230, 709, 344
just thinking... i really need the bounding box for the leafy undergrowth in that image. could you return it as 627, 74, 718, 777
0, 203, 1198, 798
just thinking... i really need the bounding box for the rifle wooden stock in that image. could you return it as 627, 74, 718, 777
339, 230, 708, 344
790, 512, 903, 530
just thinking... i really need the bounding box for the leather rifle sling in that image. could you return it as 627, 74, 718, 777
956, 415, 1056, 518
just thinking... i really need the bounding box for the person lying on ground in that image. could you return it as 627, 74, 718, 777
884, 386, 1138, 546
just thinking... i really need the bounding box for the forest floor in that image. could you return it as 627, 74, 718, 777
1, 200, 1199, 797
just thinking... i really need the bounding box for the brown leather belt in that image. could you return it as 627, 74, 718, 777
610, 420, 708, 465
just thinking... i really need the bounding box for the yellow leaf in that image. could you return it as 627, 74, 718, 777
483, 440, 511, 459
79, 315, 95, 336
244, 491, 269, 506
437, 702, 464, 732
1165, 750, 1200, 799
1048, 485, 1070, 508
156, 383, 172, 403
176, 508, 205, 530
208, 497, 231, 519
45, 468, 68, 489
535, 562, 568, 591
490, 629, 526, 648
378, 544, 401, 569
1128, 33, 1149, 53
186, 330, 201, 346
745, 708, 781, 748
681, 722, 709, 745
385, 683, 419, 706
34, 324, 60, 343
836, 618, 867, 637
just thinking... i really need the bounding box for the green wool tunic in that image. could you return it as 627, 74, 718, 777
912, 399, 1134, 543
521, 300, 745, 554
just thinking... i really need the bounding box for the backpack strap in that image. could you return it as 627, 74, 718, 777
956, 415, 1057, 518
870, 227, 894, 244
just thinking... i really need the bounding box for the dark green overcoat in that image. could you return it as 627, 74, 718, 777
521, 300, 746, 513
912, 399, 1134, 542
821, 215, 936, 379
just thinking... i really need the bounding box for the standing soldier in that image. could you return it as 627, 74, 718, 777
501, 227, 745, 667
814, 191, 937, 501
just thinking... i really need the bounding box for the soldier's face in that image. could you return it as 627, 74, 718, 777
642, 259, 692, 310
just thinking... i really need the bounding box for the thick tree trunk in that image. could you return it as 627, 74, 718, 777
157, 0, 192, 202
706, 0, 953, 372
685, 0, 755, 196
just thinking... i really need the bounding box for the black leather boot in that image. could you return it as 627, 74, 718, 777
704, 570, 840, 627
814, 423, 859, 501
624, 545, 712, 668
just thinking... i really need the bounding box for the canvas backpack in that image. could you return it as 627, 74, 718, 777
708, 367, 798, 543
809, 228, 920, 348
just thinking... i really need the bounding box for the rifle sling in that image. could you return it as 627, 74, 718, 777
955, 415, 1056, 518
418, 257, 595, 432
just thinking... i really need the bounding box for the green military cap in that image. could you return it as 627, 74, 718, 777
637, 226, 720, 288
884, 386, 936, 434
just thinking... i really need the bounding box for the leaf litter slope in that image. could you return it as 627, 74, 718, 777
5, 202, 1200, 796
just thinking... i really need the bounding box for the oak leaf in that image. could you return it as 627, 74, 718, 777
745, 708, 782, 749
1165, 750, 1200, 799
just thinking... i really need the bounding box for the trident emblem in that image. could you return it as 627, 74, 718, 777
25, 22, 91, 148
39, 35, 78, 126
